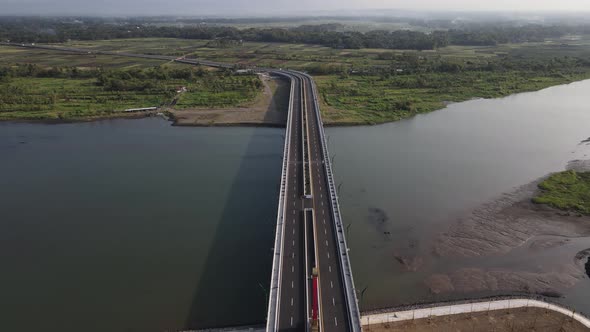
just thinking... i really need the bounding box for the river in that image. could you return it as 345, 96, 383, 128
1, 80, 590, 331
328, 79, 590, 312
0, 120, 282, 331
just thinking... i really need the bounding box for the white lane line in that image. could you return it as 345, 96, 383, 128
291, 281, 294, 288
325, 240, 328, 246
292, 253, 295, 259
291, 298, 294, 306
335, 317, 338, 326
292, 265, 294, 272
329, 266, 332, 272
327, 252, 330, 259
332, 298, 335, 306
291, 317, 293, 326
292, 240, 295, 246
324, 228, 327, 235
321, 202, 323, 206
323, 219, 325, 224
331, 281, 333, 288
293, 229, 295, 235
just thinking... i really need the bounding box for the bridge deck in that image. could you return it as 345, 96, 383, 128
267, 71, 361, 332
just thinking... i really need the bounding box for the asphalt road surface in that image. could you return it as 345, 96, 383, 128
302, 75, 350, 332
277, 74, 306, 331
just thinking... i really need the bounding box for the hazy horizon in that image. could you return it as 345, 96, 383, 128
3, 0, 590, 17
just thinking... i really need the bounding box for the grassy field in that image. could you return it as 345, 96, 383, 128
533, 170, 590, 215
4, 35, 590, 124
0, 77, 164, 120
59, 36, 590, 69
0, 46, 170, 68
315, 70, 590, 124
0, 66, 262, 121
57, 36, 590, 124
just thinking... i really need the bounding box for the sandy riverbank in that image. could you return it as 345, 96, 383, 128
422, 160, 590, 297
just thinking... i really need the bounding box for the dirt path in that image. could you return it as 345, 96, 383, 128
169, 73, 289, 127
365, 307, 589, 332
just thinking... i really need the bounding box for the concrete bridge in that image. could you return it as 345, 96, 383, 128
264, 70, 362, 332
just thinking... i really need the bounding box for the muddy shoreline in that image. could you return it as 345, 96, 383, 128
421, 162, 590, 298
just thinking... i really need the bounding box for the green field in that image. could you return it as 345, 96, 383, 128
0, 65, 262, 121
0, 46, 170, 68
315, 70, 590, 124
3, 35, 590, 124
533, 170, 590, 215
59, 36, 590, 69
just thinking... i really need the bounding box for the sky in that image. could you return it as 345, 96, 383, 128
3, 0, 590, 16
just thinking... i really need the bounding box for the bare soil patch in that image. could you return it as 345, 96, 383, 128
364, 307, 589, 332
169, 73, 289, 127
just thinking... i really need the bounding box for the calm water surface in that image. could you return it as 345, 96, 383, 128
0, 119, 282, 331
2, 80, 590, 331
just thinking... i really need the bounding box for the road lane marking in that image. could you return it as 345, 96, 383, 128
292, 281, 294, 288
292, 265, 294, 272
333, 298, 335, 306
324, 228, 327, 235
325, 240, 328, 246
291, 317, 293, 326
292, 240, 295, 246
291, 298, 294, 306
331, 281, 333, 288
327, 252, 330, 258
335, 317, 338, 326
329, 266, 332, 272
292, 253, 295, 258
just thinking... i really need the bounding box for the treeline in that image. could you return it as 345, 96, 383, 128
2, 17, 590, 50
306, 52, 590, 77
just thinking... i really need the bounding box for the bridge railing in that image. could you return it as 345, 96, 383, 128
265, 72, 295, 332
297, 71, 362, 332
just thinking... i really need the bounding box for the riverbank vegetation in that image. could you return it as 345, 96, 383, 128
533, 170, 590, 215
0, 64, 262, 120
53, 35, 590, 124
315, 56, 590, 124
3, 28, 590, 124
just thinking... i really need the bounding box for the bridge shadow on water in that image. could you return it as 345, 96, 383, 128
183, 75, 291, 330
